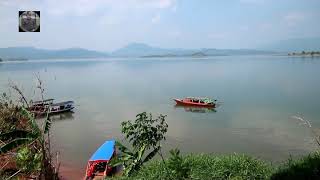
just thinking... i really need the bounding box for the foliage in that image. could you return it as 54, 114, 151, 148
0, 79, 58, 179
109, 112, 168, 177
0, 93, 29, 133
288, 51, 320, 56
121, 112, 168, 150
271, 152, 320, 180
16, 146, 42, 174
0, 108, 41, 154
109, 141, 161, 177
111, 153, 273, 180
166, 148, 191, 179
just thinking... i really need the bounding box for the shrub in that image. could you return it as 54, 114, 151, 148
114, 153, 273, 180
271, 152, 320, 180
16, 146, 42, 175
109, 112, 168, 177
167, 148, 191, 179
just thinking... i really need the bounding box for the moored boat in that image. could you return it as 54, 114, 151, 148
28, 99, 54, 115
85, 140, 116, 180
48, 101, 74, 114
173, 97, 216, 107
28, 99, 74, 116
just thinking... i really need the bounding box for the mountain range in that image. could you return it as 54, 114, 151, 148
0, 37, 319, 60
0, 47, 108, 60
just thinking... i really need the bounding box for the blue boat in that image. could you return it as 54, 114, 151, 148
85, 140, 116, 179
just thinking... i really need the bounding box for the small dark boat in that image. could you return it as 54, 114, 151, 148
49, 101, 74, 114
85, 140, 116, 180
173, 97, 216, 107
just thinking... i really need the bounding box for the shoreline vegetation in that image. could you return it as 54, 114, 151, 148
0, 80, 59, 179
288, 51, 320, 57
1, 80, 320, 180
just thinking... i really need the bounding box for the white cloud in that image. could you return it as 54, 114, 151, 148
258, 23, 273, 32
240, 25, 249, 31
0, 0, 176, 16
239, 0, 266, 4
167, 30, 182, 38
45, 0, 176, 16
208, 32, 227, 39
151, 14, 161, 23
283, 12, 307, 27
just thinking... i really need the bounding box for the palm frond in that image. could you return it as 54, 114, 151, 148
43, 116, 52, 134
115, 141, 133, 155
143, 146, 160, 164
21, 107, 41, 136
0, 138, 34, 154
108, 156, 124, 168
0, 130, 34, 141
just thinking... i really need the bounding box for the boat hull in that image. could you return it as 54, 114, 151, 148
49, 107, 74, 114
174, 99, 215, 107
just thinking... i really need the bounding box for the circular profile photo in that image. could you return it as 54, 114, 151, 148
19, 11, 40, 32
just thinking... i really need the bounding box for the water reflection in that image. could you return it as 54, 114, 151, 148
50, 112, 75, 121
174, 105, 217, 113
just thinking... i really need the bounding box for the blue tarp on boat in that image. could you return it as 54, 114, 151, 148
89, 140, 115, 161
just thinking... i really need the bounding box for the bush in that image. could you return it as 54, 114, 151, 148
271, 151, 320, 180
112, 153, 273, 180
167, 149, 191, 179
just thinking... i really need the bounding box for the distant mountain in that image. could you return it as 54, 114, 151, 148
0, 43, 277, 60
261, 37, 320, 52
111, 43, 195, 57
200, 48, 275, 56
112, 43, 275, 57
0, 47, 108, 60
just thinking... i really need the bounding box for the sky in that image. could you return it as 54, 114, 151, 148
0, 0, 320, 51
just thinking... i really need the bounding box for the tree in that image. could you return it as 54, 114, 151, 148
109, 112, 168, 176
311, 51, 315, 56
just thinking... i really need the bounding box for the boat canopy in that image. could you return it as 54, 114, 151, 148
186, 97, 214, 103
89, 140, 115, 161
51, 101, 74, 106
32, 99, 54, 104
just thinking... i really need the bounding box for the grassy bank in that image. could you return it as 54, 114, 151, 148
110, 152, 320, 180
130, 153, 272, 180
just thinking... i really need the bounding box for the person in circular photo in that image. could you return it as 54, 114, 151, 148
19, 11, 40, 32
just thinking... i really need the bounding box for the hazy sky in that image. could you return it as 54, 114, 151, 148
0, 0, 319, 51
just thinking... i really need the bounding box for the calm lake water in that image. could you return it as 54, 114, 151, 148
1, 55, 320, 178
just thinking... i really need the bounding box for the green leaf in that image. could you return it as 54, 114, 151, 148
143, 146, 160, 164
108, 156, 124, 168
115, 141, 133, 155
137, 144, 146, 162
21, 107, 41, 136
0, 130, 34, 141
43, 116, 52, 134
0, 138, 33, 154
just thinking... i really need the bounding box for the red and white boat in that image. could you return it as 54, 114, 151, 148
173, 97, 216, 107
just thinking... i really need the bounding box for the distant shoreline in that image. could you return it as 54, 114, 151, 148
288, 51, 320, 57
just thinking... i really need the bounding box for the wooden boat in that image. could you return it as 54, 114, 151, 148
48, 101, 74, 114
28, 99, 54, 115
28, 99, 74, 115
85, 140, 116, 180
173, 97, 216, 107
